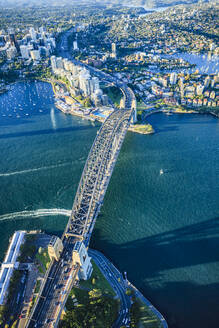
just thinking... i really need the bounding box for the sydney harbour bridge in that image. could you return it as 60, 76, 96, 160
25, 59, 136, 328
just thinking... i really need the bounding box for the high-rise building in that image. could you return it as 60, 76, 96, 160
50, 55, 57, 71
204, 76, 211, 89
111, 42, 117, 58
29, 27, 37, 41
8, 28, 20, 53
6, 46, 17, 60
73, 40, 78, 51
79, 69, 92, 96
92, 77, 99, 91
30, 49, 40, 61
112, 42, 116, 53
196, 84, 204, 96
39, 26, 46, 34
63, 58, 70, 71
56, 57, 64, 69
20, 45, 30, 59
102, 94, 108, 106
179, 77, 184, 98
170, 72, 177, 85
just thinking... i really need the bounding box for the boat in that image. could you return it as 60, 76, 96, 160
160, 169, 164, 175
166, 111, 172, 116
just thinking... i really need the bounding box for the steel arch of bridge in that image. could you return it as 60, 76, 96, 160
65, 106, 134, 246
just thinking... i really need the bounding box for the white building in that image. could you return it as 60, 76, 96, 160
170, 72, 177, 85
20, 45, 30, 59
30, 50, 41, 61
0, 231, 26, 305
92, 76, 100, 92
204, 76, 211, 89
6, 46, 17, 59
73, 40, 78, 51
196, 84, 204, 96
29, 27, 37, 41
39, 26, 46, 34
56, 57, 64, 69
51, 55, 57, 71
79, 69, 91, 96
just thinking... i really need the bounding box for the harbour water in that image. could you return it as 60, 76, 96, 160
0, 81, 219, 327
162, 52, 219, 74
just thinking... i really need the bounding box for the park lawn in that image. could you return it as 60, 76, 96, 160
79, 260, 116, 297
36, 249, 50, 271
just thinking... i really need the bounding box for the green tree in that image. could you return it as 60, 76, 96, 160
88, 289, 102, 299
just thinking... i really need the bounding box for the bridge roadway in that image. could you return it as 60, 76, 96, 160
26, 86, 135, 328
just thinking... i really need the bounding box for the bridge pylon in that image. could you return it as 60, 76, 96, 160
131, 98, 137, 123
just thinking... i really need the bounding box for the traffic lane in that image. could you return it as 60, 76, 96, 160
94, 260, 130, 327
35, 246, 75, 324
91, 256, 127, 326
30, 250, 69, 326
89, 252, 131, 306
89, 251, 131, 327
89, 250, 129, 296
37, 261, 66, 322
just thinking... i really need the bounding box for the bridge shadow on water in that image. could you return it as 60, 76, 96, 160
0, 125, 93, 140
91, 217, 219, 328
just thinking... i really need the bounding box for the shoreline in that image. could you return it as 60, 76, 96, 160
89, 249, 168, 328
143, 107, 219, 125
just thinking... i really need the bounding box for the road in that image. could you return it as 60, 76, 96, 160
89, 249, 168, 328
26, 28, 136, 328
88, 249, 131, 328
26, 238, 78, 327
57, 28, 135, 111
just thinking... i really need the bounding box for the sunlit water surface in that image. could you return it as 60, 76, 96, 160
0, 81, 219, 328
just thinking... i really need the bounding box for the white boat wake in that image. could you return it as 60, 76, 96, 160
0, 208, 71, 222
0, 163, 71, 177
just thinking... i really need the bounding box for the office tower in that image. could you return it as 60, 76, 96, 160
92, 77, 99, 91
179, 77, 184, 98
73, 40, 78, 50
29, 27, 37, 41
6, 46, 17, 59
170, 72, 177, 85
20, 45, 30, 59
204, 76, 211, 89
8, 28, 20, 53
39, 26, 46, 34
30, 50, 41, 61
111, 42, 117, 58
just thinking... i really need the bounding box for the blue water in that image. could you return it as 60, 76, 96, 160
0, 81, 219, 327
162, 52, 219, 74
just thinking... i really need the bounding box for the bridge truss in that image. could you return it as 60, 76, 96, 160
65, 107, 133, 246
